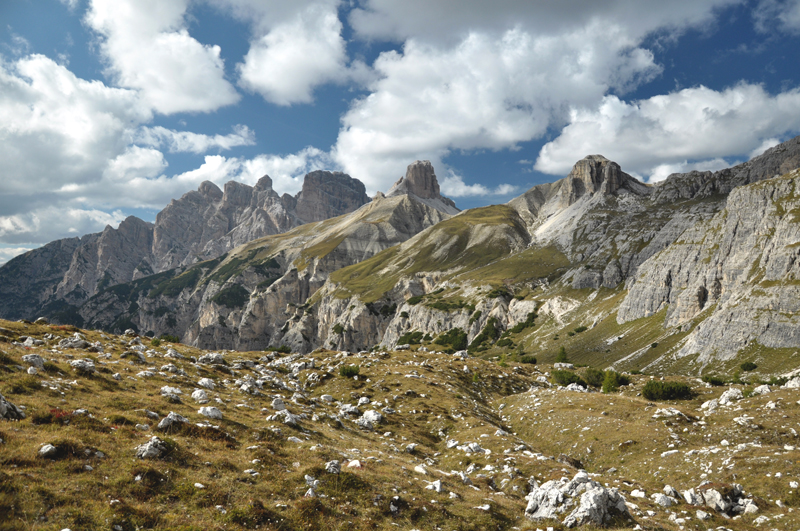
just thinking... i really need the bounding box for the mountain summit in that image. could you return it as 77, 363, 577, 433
387, 160, 460, 215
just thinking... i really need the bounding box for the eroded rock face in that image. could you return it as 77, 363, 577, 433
0, 171, 371, 322
387, 160, 459, 214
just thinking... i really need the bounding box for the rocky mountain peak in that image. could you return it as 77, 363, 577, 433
561, 155, 632, 207
197, 181, 223, 201
387, 160, 459, 214
254, 174, 273, 191
294, 171, 371, 223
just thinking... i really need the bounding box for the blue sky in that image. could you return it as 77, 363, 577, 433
1, 0, 800, 263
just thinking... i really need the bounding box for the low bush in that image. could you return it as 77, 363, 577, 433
332, 323, 344, 335
407, 296, 423, 305
519, 355, 537, 364
642, 380, 694, 400
601, 370, 630, 393
150, 338, 161, 347
740, 361, 758, 372
555, 346, 568, 363
397, 331, 424, 345
702, 374, 726, 386
584, 368, 604, 388
434, 328, 468, 351
551, 370, 586, 388
339, 365, 360, 378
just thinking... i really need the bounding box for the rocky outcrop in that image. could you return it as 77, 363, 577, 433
619, 168, 800, 366
0, 171, 371, 322
387, 160, 459, 215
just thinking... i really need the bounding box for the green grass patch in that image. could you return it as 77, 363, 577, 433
210, 285, 250, 308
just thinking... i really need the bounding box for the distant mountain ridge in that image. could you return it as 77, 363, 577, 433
0, 171, 371, 321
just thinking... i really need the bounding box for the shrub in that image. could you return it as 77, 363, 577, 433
650, 342, 659, 349
584, 368, 604, 388
150, 338, 161, 347
740, 361, 757, 372
400, 311, 409, 319
468, 310, 482, 326
519, 355, 537, 364
510, 312, 537, 334
159, 334, 180, 343
642, 380, 693, 400
397, 331, 424, 345
332, 323, 344, 335
702, 374, 726, 386
339, 365, 360, 378
407, 295, 423, 305
551, 370, 586, 387
496, 338, 514, 348
601, 370, 630, 393
434, 328, 468, 351
273, 345, 291, 354
555, 346, 568, 363
573, 326, 588, 334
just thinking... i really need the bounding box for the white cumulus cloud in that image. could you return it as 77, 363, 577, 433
333, 22, 661, 192
85, 0, 240, 114
136, 125, 256, 154
441, 174, 519, 198
534, 83, 800, 180
236, 1, 349, 105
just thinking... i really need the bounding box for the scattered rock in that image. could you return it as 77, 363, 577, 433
525, 471, 631, 528
157, 411, 188, 430
197, 353, 225, 365
21, 354, 44, 368
325, 460, 340, 474
38, 444, 58, 458
752, 384, 771, 396
272, 398, 286, 411
719, 387, 743, 405
191, 389, 209, 403
198, 406, 223, 419
783, 376, 800, 389
135, 436, 170, 459
197, 378, 215, 390
69, 359, 95, 373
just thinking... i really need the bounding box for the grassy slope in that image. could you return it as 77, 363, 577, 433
329, 205, 530, 303
1, 320, 799, 530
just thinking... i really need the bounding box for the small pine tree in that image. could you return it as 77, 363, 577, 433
555, 346, 568, 363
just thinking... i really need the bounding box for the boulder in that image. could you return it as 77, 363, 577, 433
197, 378, 215, 390
783, 376, 800, 389
157, 411, 189, 430
38, 443, 58, 458
525, 471, 632, 528
362, 410, 382, 424
22, 354, 44, 368
191, 389, 209, 402
198, 406, 223, 419
69, 359, 95, 373
135, 436, 169, 459
719, 387, 743, 405
197, 353, 225, 365
325, 460, 340, 474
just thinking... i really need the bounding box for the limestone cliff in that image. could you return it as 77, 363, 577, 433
0, 171, 370, 321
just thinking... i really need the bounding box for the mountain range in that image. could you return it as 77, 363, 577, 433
4, 136, 800, 375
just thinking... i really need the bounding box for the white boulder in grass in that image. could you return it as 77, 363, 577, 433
135, 436, 169, 459
197, 378, 215, 390
525, 471, 632, 528
198, 406, 223, 419
192, 389, 209, 403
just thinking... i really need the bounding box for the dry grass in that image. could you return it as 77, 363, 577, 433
0, 319, 798, 530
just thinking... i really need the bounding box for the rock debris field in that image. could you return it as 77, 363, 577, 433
1, 319, 799, 530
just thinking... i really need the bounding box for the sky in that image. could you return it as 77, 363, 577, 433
1, 0, 800, 264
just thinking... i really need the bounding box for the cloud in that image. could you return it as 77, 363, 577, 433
0, 54, 150, 197
136, 124, 256, 154
236, 1, 349, 105
534, 83, 800, 180
754, 0, 800, 33
440, 174, 519, 197
0, 246, 35, 265
349, 0, 739, 44
0, 206, 126, 245
85, 0, 240, 114
333, 22, 662, 192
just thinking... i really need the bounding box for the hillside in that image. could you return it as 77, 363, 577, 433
1, 319, 800, 530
